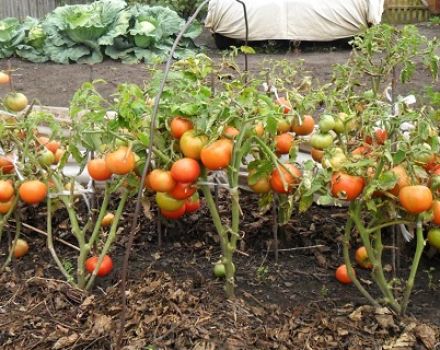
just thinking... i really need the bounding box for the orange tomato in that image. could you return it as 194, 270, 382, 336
0, 196, 14, 214
432, 200, 440, 225
101, 213, 115, 227
254, 122, 264, 137
147, 169, 176, 192
292, 115, 315, 135
310, 148, 324, 163
200, 139, 232, 170
170, 116, 193, 139
336, 264, 355, 284
0, 71, 10, 84
270, 164, 302, 194
399, 185, 433, 214
19, 180, 47, 205
275, 133, 294, 155
331, 173, 365, 201
13, 238, 29, 258
87, 158, 112, 181
248, 170, 271, 194
54, 149, 65, 164
0, 180, 14, 202
223, 126, 240, 139
105, 146, 135, 175
355, 246, 372, 269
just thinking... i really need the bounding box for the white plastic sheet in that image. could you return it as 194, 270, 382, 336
205, 0, 385, 41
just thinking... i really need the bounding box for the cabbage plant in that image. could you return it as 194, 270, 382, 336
0, 18, 26, 58
15, 17, 49, 63
43, 0, 129, 64
105, 5, 202, 64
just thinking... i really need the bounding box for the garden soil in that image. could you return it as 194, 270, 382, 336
0, 23, 440, 350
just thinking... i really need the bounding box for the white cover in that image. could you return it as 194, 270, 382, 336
205, 0, 385, 42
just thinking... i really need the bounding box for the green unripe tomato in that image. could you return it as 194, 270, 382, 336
155, 192, 184, 211
318, 115, 336, 133
310, 132, 334, 149
427, 228, 440, 249
38, 149, 55, 166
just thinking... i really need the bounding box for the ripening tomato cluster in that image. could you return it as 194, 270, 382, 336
246, 98, 317, 195
87, 146, 136, 181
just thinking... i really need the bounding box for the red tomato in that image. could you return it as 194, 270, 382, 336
169, 182, 197, 200
277, 97, 292, 114
170, 116, 193, 139
336, 264, 355, 284
85, 255, 113, 277
399, 185, 433, 214
351, 145, 371, 157
200, 140, 232, 170
147, 169, 176, 192
0, 156, 14, 174
331, 172, 365, 201
270, 164, 302, 193
185, 193, 200, 213
374, 129, 388, 144
170, 158, 201, 183
161, 205, 186, 219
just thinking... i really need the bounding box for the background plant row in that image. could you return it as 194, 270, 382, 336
0, 0, 202, 64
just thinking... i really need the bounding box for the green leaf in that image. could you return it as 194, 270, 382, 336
240, 46, 255, 55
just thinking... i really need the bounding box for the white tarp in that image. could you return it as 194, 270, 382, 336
205, 0, 385, 42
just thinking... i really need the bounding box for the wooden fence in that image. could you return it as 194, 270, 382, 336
0, 0, 91, 19
383, 0, 435, 23
0, 0, 437, 22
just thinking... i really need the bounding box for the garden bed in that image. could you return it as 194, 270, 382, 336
1, 197, 440, 349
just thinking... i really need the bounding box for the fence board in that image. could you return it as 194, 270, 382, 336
0, 0, 91, 19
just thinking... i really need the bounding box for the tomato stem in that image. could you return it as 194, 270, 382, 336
342, 217, 379, 307
400, 217, 425, 315
85, 189, 129, 290
46, 197, 75, 284
0, 209, 21, 272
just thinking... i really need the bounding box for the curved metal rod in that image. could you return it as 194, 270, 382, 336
235, 0, 249, 73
